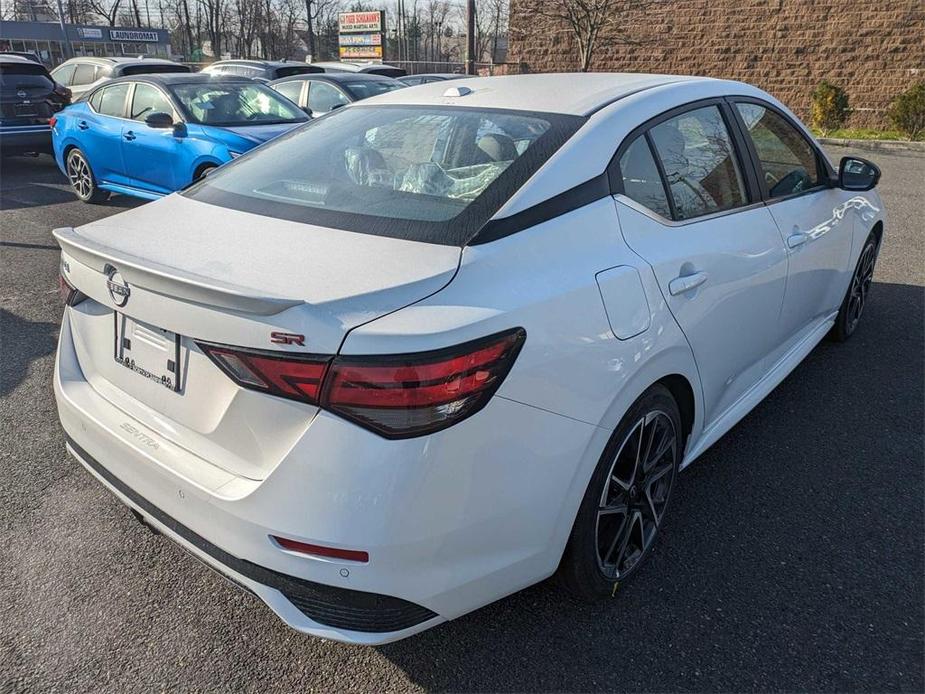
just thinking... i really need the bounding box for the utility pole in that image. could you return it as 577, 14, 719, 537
54, 0, 73, 59
466, 0, 475, 75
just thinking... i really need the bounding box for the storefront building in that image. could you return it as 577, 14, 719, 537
0, 20, 171, 68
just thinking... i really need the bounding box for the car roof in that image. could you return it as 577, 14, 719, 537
209, 59, 304, 68
60, 56, 181, 67
103, 73, 255, 87
0, 54, 43, 65
272, 72, 394, 84
364, 72, 711, 116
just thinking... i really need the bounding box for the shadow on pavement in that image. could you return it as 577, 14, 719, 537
376, 281, 924, 692
0, 308, 59, 398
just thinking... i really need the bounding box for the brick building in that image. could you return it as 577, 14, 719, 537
508, 0, 924, 128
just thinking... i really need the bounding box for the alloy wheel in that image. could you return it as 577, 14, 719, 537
846, 243, 876, 333
67, 153, 92, 199
595, 410, 678, 579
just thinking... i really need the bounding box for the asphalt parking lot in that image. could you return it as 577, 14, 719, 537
1, 147, 923, 693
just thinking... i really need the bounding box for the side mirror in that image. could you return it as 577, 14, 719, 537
144, 111, 174, 129
838, 156, 881, 191
301, 106, 314, 118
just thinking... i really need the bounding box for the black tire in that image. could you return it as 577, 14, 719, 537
830, 233, 879, 342
558, 383, 682, 601
194, 163, 217, 181
66, 148, 109, 203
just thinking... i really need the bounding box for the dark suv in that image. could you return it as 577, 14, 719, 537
0, 55, 71, 155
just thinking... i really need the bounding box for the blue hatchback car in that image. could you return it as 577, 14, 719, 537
52, 73, 309, 203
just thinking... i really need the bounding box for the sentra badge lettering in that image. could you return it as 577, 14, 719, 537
120, 422, 159, 449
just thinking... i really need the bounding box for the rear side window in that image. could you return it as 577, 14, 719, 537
50, 64, 76, 85
0, 63, 53, 89
736, 102, 822, 198
72, 63, 97, 85
307, 81, 350, 113
618, 135, 672, 219
96, 83, 130, 117
273, 80, 303, 105
649, 106, 747, 220
185, 105, 584, 246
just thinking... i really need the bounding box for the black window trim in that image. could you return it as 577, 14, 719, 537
726, 95, 836, 205
608, 97, 762, 223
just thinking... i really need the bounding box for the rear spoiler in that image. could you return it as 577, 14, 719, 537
53, 227, 303, 316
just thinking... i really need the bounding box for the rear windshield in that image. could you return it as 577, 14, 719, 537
0, 63, 52, 89
185, 105, 584, 246
121, 64, 191, 76
276, 66, 322, 78
169, 82, 307, 126
343, 79, 405, 100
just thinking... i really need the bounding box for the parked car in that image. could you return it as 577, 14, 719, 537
53, 73, 883, 644
1, 54, 70, 156
269, 72, 405, 115
200, 59, 323, 82
0, 50, 42, 63
51, 57, 191, 100
398, 73, 463, 86
310, 60, 406, 78
52, 73, 308, 201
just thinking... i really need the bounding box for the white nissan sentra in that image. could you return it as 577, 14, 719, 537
53, 73, 884, 644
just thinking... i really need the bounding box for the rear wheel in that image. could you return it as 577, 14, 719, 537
558, 384, 682, 601
831, 233, 878, 342
66, 148, 109, 204
194, 163, 217, 181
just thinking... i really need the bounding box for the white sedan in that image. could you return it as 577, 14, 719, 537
53, 73, 884, 644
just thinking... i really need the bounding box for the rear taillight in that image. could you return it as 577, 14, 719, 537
58, 271, 85, 306
197, 328, 526, 438
198, 345, 330, 404
53, 83, 71, 100
48, 115, 57, 128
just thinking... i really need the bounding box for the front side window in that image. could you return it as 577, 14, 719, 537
72, 63, 97, 85
736, 102, 822, 198
307, 81, 350, 113
618, 135, 672, 219
131, 83, 175, 121
168, 82, 307, 126
649, 105, 747, 220
96, 83, 129, 117
185, 105, 582, 245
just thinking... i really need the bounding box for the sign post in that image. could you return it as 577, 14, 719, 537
337, 10, 386, 62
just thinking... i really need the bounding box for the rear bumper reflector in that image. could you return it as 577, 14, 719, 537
65, 435, 438, 633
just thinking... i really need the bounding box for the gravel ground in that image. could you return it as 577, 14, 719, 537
1, 145, 922, 693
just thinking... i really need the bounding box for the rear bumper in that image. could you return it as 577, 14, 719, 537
54, 308, 601, 643
0, 124, 52, 154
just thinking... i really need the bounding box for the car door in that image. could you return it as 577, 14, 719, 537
121, 82, 182, 193
731, 99, 855, 346
305, 80, 350, 114
612, 101, 789, 427
80, 82, 131, 185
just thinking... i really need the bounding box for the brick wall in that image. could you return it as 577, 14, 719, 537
509, 0, 925, 128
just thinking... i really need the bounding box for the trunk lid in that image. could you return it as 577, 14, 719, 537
56, 194, 460, 480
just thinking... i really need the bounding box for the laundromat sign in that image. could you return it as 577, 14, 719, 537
109, 29, 159, 42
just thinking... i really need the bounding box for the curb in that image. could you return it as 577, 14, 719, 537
818, 137, 925, 153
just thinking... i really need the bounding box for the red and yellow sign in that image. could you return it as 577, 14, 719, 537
339, 45, 384, 59
338, 11, 384, 34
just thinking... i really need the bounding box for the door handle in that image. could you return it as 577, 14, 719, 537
668, 271, 708, 296
77, 120, 89, 130
123, 131, 136, 141
787, 232, 808, 249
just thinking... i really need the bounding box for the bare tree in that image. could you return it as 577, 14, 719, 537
524, 0, 658, 72
88, 0, 123, 25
